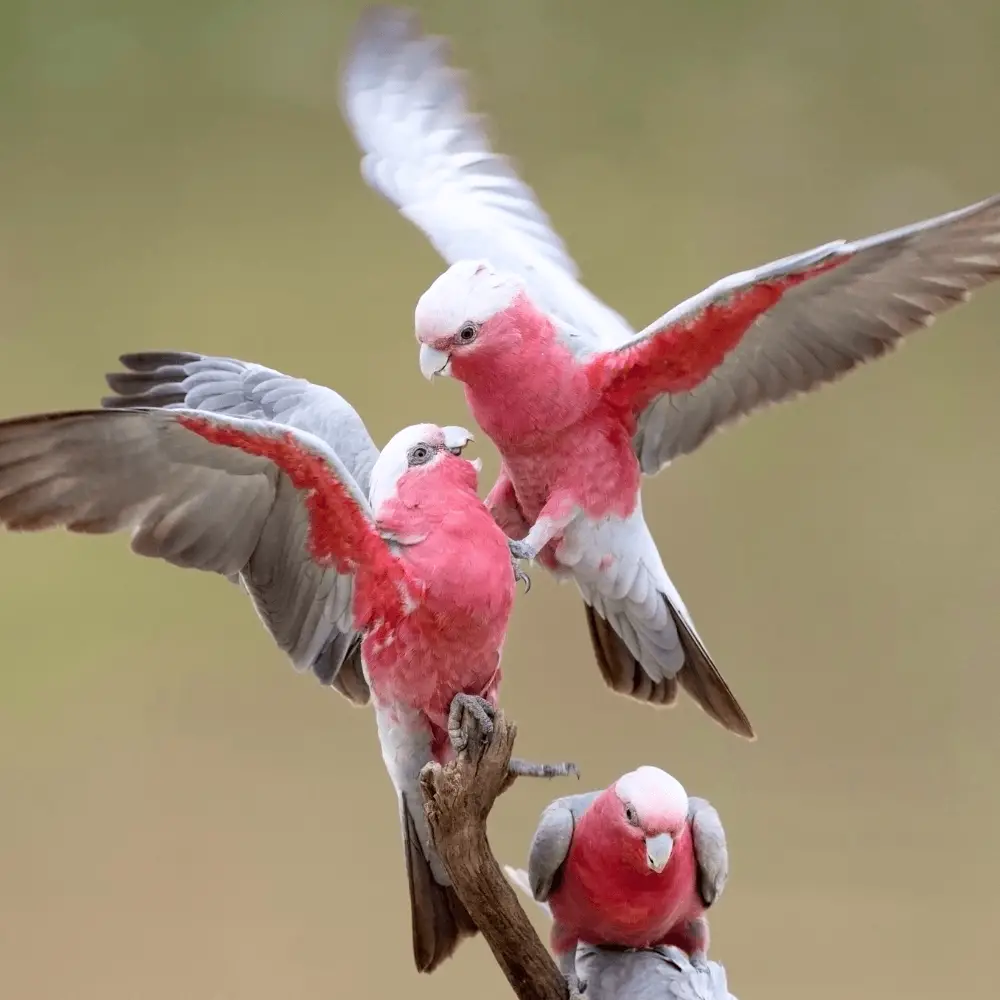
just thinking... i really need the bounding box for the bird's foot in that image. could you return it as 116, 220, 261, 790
448, 693, 495, 759
507, 538, 535, 592
565, 972, 587, 999
508, 538, 536, 562
509, 757, 580, 780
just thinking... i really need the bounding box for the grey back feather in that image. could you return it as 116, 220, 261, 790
576, 945, 737, 1000
526, 790, 601, 901
688, 796, 728, 908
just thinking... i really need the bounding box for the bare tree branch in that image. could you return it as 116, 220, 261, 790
419, 710, 569, 1000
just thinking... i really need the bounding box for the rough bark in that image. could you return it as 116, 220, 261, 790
419, 710, 569, 1000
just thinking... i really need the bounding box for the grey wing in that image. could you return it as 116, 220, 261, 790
103, 351, 380, 496
103, 351, 380, 703
688, 796, 728, 908
634, 193, 1000, 472
527, 790, 601, 901
0, 408, 373, 690
576, 945, 735, 1000
340, 6, 632, 354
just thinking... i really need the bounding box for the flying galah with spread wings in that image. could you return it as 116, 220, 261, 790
0, 354, 572, 973
505, 766, 728, 974
340, 6, 1000, 738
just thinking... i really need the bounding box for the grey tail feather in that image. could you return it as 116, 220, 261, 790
583, 603, 679, 706
582, 599, 755, 739
667, 599, 756, 740
401, 795, 478, 974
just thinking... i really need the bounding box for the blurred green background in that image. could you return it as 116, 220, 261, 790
1, 1, 999, 997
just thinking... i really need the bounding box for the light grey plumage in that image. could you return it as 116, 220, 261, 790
575, 945, 737, 1000
525, 792, 601, 904
688, 797, 728, 908
340, 6, 1000, 714
101, 351, 381, 703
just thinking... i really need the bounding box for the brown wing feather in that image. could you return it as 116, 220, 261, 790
583, 603, 679, 706
401, 795, 478, 973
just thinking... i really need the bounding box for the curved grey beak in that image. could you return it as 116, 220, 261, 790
419, 343, 451, 380
645, 833, 673, 873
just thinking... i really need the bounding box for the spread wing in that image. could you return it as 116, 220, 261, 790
632, 193, 1000, 473
103, 351, 380, 496
526, 790, 601, 902
687, 796, 728, 908
103, 351, 382, 703
340, 5, 632, 354
0, 408, 405, 693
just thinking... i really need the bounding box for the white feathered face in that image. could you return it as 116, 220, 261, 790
612, 766, 689, 873
367, 422, 480, 512
414, 259, 526, 379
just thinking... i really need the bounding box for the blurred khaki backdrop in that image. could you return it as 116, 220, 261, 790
1, 1, 999, 998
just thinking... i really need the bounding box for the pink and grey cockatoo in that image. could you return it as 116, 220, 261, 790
340, 6, 1000, 737
0, 354, 572, 973
504, 766, 727, 974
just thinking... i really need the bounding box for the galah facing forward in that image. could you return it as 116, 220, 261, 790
341, 6, 1000, 737
506, 766, 727, 974
0, 359, 567, 973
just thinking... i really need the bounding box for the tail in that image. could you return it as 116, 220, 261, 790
670, 602, 755, 739
502, 865, 552, 919
582, 595, 755, 739
400, 793, 479, 973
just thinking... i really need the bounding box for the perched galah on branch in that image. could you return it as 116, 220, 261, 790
0, 354, 571, 972
341, 6, 1000, 737
507, 766, 728, 975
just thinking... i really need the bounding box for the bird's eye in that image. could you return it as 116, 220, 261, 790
456, 322, 478, 344
624, 804, 639, 826
408, 445, 433, 466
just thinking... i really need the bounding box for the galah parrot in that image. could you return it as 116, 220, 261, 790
0, 357, 572, 973
505, 766, 728, 974
340, 6, 1000, 737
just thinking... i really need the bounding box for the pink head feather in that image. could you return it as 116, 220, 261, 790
612, 766, 689, 836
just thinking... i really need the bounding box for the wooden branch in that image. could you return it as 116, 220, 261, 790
419, 710, 569, 1000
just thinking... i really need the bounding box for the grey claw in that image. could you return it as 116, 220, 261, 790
448, 693, 496, 758
508, 539, 534, 592
508, 539, 535, 562
509, 758, 580, 780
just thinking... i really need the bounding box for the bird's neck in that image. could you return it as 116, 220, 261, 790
453, 303, 592, 445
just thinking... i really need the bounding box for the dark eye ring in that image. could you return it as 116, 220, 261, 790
457, 322, 478, 343
408, 445, 432, 466
624, 804, 639, 826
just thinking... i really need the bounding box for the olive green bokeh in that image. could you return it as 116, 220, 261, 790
1, 1, 998, 998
